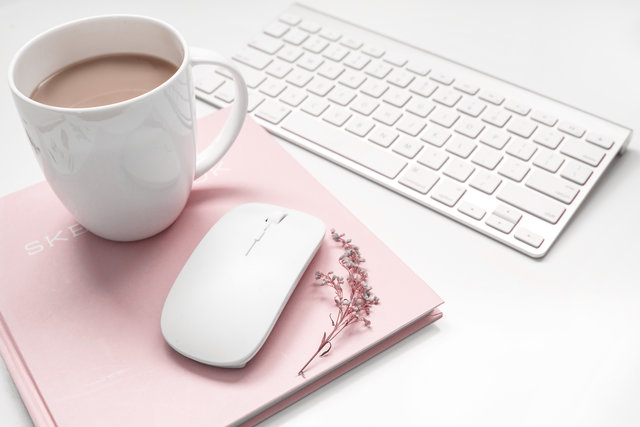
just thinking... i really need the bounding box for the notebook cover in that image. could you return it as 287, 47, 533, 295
0, 109, 443, 426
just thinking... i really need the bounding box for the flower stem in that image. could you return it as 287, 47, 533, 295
299, 231, 378, 377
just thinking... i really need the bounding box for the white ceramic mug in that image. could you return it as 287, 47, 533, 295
8, 15, 248, 241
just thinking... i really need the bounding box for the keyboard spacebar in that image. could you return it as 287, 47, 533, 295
281, 112, 407, 179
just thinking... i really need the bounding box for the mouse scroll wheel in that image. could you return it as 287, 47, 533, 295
267, 211, 287, 224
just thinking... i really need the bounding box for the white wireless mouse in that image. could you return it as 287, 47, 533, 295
161, 203, 325, 368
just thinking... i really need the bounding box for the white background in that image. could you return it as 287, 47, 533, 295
1, 0, 639, 425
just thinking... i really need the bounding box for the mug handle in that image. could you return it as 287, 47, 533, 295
189, 47, 248, 179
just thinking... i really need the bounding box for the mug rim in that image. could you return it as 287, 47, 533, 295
7, 14, 189, 113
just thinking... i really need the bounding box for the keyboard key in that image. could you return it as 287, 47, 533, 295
478, 90, 504, 105
323, 45, 349, 62
560, 138, 605, 167
399, 164, 439, 194
383, 53, 408, 67
247, 93, 265, 112
214, 83, 234, 103
372, 105, 403, 126
317, 62, 345, 80
458, 201, 486, 220
482, 107, 511, 128
319, 28, 341, 41
282, 111, 407, 179
298, 54, 324, 71
409, 79, 439, 98
360, 80, 388, 98
497, 182, 565, 224
387, 69, 415, 88
504, 100, 530, 116
392, 137, 423, 158
307, 76, 335, 96
429, 107, 459, 128
479, 128, 510, 149
420, 124, 451, 147
443, 158, 475, 182
368, 127, 398, 147
506, 117, 537, 138
383, 88, 411, 108
279, 13, 301, 26
277, 46, 304, 63
343, 53, 371, 70
233, 49, 272, 70
406, 98, 436, 118
285, 69, 313, 87
338, 70, 367, 89
558, 121, 586, 138
469, 170, 501, 194
259, 78, 287, 97
323, 105, 352, 127
299, 20, 321, 33
365, 61, 393, 79
406, 61, 431, 76
530, 110, 558, 127
265, 61, 292, 78
350, 94, 379, 116
255, 99, 291, 124
586, 132, 614, 149
361, 45, 385, 58
446, 135, 477, 159
340, 37, 363, 49
472, 146, 503, 170
433, 88, 462, 107
455, 118, 484, 138
533, 128, 563, 149
453, 82, 479, 95
429, 71, 455, 85
345, 116, 375, 137
418, 147, 449, 170
328, 86, 356, 106
283, 29, 309, 45
396, 115, 427, 136
194, 71, 225, 94
279, 88, 308, 107
493, 204, 522, 224
217, 65, 266, 89
302, 36, 329, 53
249, 35, 284, 55
532, 149, 564, 173
499, 157, 530, 182
506, 138, 537, 161
264, 22, 290, 38
431, 180, 466, 207
456, 98, 487, 117
300, 96, 329, 116
514, 228, 544, 248
211, 66, 231, 80
526, 169, 579, 204
560, 160, 593, 185
485, 214, 515, 234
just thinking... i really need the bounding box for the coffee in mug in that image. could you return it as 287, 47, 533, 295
30, 53, 179, 108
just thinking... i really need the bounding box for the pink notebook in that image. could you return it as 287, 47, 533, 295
0, 109, 443, 426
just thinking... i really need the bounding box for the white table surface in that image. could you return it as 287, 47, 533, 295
1, 0, 639, 425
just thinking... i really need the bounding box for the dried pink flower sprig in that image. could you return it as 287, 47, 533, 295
298, 229, 380, 377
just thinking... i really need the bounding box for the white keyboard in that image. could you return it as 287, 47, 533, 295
194, 3, 632, 258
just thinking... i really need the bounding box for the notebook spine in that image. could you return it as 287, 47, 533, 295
0, 314, 55, 426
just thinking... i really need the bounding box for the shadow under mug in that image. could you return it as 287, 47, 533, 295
8, 15, 248, 241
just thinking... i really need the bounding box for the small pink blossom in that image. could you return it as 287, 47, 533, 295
298, 230, 380, 377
